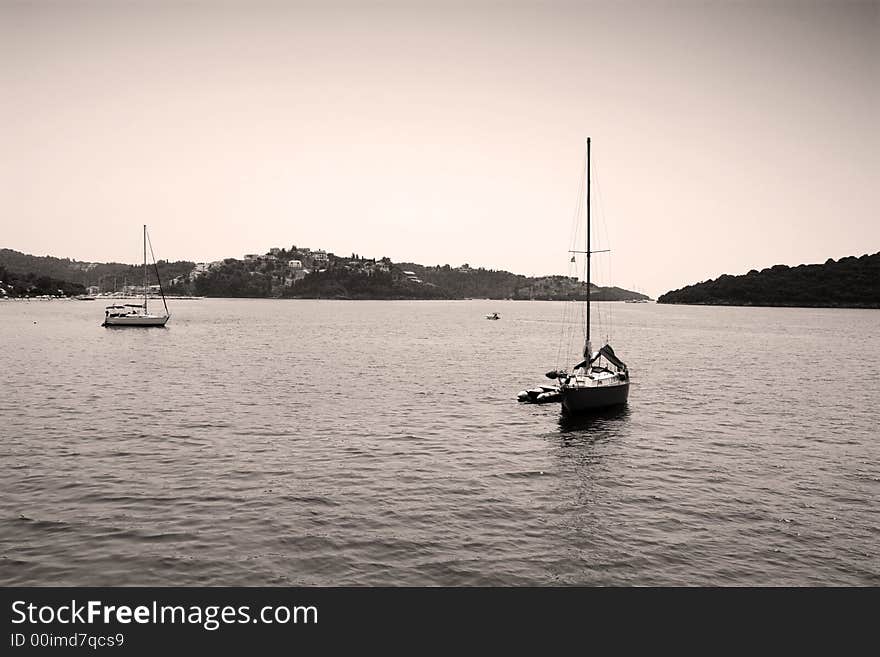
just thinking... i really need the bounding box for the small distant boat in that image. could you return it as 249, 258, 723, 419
102, 225, 171, 327
485, 312, 501, 320
75, 295, 96, 301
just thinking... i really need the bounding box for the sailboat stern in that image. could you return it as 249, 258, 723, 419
560, 380, 629, 414
560, 342, 630, 413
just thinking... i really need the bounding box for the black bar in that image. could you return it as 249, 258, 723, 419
1, 587, 873, 652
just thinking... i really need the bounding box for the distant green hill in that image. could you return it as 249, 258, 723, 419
394, 263, 650, 301
0, 264, 85, 297
0, 246, 649, 301
658, 252, 880, 308
0, 249, 194, 291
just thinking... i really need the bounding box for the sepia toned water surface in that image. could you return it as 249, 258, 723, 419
1, 299, 877, 585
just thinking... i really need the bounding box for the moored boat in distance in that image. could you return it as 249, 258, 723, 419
102, 225, 171, 327
103, 304, 170, 326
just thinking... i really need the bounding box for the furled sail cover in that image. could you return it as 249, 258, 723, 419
591, 344, 628, 371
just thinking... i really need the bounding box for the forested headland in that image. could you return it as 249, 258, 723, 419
657, 252, 880, 308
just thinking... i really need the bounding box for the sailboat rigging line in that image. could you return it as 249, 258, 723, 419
567, 152, 586, 258
145, 229, 170, 316
143, 225, 148, 311
556, 150, 587, 370
557, 251, 579, 370
592, 148, 614, 343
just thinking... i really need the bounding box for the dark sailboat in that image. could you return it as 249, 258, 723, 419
551, 138, 629, 413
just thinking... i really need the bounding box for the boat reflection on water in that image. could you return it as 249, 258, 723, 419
557, 404, 630, 437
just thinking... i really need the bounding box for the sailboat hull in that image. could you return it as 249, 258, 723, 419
560, 381, 629, 414
102, 315, 170, 327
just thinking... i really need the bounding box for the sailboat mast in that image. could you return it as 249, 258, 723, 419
586, 137, 591, 347
143, 224, 147, 311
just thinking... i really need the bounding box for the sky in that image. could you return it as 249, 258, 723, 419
2, 0, 877, 297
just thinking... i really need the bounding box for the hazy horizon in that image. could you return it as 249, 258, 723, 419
2, 1, 877, 297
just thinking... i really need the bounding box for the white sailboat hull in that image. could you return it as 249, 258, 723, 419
103, 314, 170, 327
100, 226, 171, 327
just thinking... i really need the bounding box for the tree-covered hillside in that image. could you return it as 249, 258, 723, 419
284, 269, 448, 300
0, 249, 194, 291
396, 263, 650, 301
0, 264, 85, 297
1, 246, 650, 301
658, 252, 880, 308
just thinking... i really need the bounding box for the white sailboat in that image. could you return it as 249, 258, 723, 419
549, 138, 629, 413
102, 225, 171, 327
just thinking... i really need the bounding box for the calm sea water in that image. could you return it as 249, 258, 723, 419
1, 299, 877, 585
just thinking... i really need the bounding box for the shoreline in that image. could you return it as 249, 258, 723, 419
0, 295, 654, 303
657, 300, 880, 310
